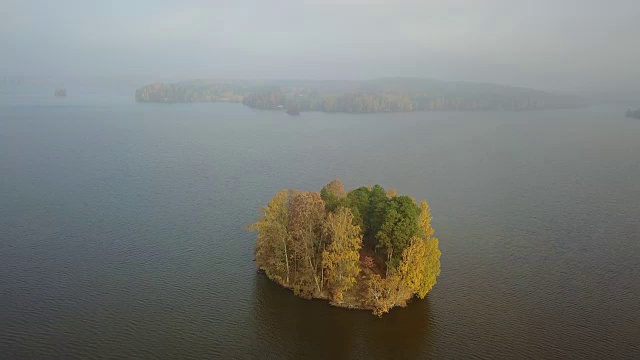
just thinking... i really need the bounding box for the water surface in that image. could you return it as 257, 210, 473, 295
1, 92, 639, 358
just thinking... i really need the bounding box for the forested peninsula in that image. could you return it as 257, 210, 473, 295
135, 77, 587, 113
249, 180, 441, 316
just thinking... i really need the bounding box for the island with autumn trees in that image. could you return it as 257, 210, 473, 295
249, 180, 441, 316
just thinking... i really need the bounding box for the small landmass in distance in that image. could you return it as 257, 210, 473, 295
249, 180, 441, 317
625, 108, 640, 119
135, 77, 588, 114
285, 102, 300, 115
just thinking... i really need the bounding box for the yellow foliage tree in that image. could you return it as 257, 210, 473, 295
397, 237, 428, 294
366, 274, 397, 317
322, 207, 362, 302
406, 200, 441, 298
289, 192, 326, 296
419, 200, 434, 240
249, 189, 296, 285
416, 200, 441, 298
417, 236, 441, 298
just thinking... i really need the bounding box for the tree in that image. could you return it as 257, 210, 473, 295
249, 189, 295, 285
322, 207, 362, 302
369, 234, 440, 311
396, 237, 442, 300
386, 188, 398, 198
418, 200, 434, 240
320, 179, 346, 212
416, 236, 441, 298
388, 201, 442, 300
288, 192, 327, 296
367, 184, 388, 241
366, 274, 397, 317
414, 200, 441, 298
344, 187, 371, 230
397, 238, 426, 291
376, 196, 421, 272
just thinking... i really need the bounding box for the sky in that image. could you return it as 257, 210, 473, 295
1, 0, 639, 93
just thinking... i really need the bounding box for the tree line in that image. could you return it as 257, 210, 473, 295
135, 78, 587, 112
135, 83, 244, 103
249, 180, 441, 316
249, 90, 577, 112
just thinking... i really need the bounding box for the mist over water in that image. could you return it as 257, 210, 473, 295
3, 1, 640, 96
1, 90, 639, 358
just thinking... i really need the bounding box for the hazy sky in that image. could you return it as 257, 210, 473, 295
2, 0, 639, 91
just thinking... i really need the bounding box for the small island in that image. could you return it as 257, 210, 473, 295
249, 180, 441, 316
54, 88, 67, 97
626, 108, 640, 119
286, 103, 300, 115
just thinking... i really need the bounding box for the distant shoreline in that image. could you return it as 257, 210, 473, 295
135, 77, 589, 114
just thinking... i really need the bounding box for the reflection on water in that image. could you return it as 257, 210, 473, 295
251, 273, 434, 359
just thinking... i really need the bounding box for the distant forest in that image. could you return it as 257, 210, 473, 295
135, 77, 588, 113
626, 108, 640, 119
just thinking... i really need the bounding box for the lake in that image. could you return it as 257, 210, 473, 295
1, 89, 639, 358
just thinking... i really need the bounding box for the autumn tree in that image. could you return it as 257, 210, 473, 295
249, 189, 296, 285
415, 200, 441, 298
417, 235, 441, 298
396, 237, 429, 299
366, 274, 397, 317
288, 192, 327, 296
418, 200, 434, 240
386, 188, 398, 199
322, 207, 362, 302
368, 234, 441, 315
320, 179, 346, 212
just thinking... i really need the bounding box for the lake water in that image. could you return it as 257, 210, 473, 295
1, 89, 639, 358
